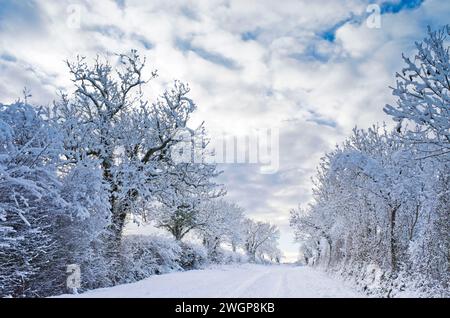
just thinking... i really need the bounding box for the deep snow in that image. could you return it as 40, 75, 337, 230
59, 264, 364, 298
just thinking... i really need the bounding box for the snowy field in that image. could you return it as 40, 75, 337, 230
59, 264, 363, 298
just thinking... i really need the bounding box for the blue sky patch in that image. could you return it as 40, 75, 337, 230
379, 0, 424, 14
318, 16, 354, 42
114, 0, 126, 9
0, 53, 17, 62
132, 34, 154, 50
84, 24, 125, 39
0, 0, 41, 30
289, 44, 331, 63
241, 30, 260, 41
180, 6, 199, 21
307, 110, 338, 128
175, 38, 239, 69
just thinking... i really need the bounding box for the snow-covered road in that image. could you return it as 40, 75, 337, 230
61, 264, 364, 298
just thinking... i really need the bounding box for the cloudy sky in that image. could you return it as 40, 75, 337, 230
1, 0, 449, 261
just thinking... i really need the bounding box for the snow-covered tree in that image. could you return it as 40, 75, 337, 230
0, 102, 116, 297
198, 200, 245, 259
384, 25, 450, 157
151, 161, 225, 241
243, 219, 280, 262
56, 158, 113, 291
407, 158, 449, 294
0, 102, 66, 297
1, 50, 244, 296
52, 50, 201, 250
290, 125, 449, 296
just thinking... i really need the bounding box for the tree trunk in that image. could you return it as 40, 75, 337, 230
390, 205, 399, 272
110, 205, 127, 245
327, 237, 333, 267
173, 226, 183, 241
102, 157, 128, 262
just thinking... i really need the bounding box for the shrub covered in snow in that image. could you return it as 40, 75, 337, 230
178, 241, 209, 270
212, 249, 249, 265
0, 103, 115, 296
117, 236, 216, 284
0, 102, 67, 297
119, 235, 182, 283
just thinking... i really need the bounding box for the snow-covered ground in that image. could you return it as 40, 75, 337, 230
59, 264, 364, 298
